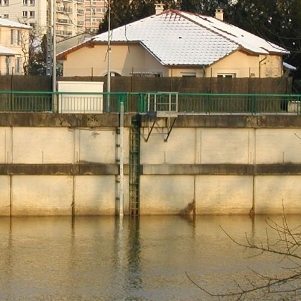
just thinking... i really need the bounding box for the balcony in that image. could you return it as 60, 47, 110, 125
56, 30, 73, 37
57, 7, 72, 13
57, 19, 71, 25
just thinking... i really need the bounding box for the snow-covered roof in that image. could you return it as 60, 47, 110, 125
283, 62, 297, 71
0, 45, 19, 56
0, 18, 31, 29
58, 9, 289, 66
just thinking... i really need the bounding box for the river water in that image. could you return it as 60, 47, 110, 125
0, 215, 300, 301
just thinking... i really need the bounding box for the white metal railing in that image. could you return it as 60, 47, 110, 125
145, 92, 179, 117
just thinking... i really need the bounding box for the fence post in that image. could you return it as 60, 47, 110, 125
53, 92, 58, 113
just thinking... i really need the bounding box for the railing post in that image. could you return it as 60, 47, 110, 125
138, 93, 147, 113
253, 95, 257, 115
106, 93, 110, 113
10, 91, 13, 112
53, 92, 58, 113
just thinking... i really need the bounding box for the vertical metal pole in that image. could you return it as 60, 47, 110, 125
46, 1, 52, 76
51, 0, 57, 112
90, 0, 93, 31
119, 102, 124, 217
52, 0, 56, 92
106, 0, 111, 112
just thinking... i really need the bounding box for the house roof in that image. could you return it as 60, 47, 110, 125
0, 45, 19, 56
0, 18, 31, 29
57, 9, 289, 66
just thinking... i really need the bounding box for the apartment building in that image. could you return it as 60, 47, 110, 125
0, 0, 106, 41
0, 0, 48, 32
84, 0, 107, 33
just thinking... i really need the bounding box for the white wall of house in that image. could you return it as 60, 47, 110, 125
0, 55, 16, 75
208, 50, 259, 78
0, 25, 30, 75
62, 43, 167, 77
61, 43, 284, 78
207, 51, 283, 78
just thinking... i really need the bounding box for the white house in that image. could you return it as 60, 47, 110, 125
0, 18, 31, 75
57, 8, 289, 78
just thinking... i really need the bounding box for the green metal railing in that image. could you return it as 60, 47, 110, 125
0, 91, 300, 115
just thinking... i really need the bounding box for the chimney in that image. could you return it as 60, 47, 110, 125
155, 3, 164, 15
215, 8, 224, 21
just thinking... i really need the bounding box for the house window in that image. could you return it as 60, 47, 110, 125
217, 73, 236, 78
29, 11, 35, 17
10, 29, 14, 44
23, 0, 28, 5
29, 0, 35, 5
16, 57, 22, 74
3, 0, 9, 5
5, 56, 10, 75
17, 30, 21, 45
23, 11, 28, 17
131, 71, 162, 77
3, 14, 9, 18
181, 72, 196, 77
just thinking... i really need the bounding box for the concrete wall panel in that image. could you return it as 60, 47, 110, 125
200, 129, 253, 164
12, 175, 73, 216
140, 175, 195, 214
77, 129, 117, 163
13, 128, 74, 164
140, 129, 196, 164
74, 175, 116, 215
256, 129, 301, 164
196, 175, 253, 214
255, 176, 301, 214
0, 128, 12, 163
0, 176, 10, 216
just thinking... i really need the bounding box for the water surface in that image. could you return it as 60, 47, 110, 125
0, 215, 298, 300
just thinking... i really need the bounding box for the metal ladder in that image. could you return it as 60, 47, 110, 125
129, 114, 141, 216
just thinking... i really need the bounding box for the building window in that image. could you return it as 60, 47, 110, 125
10, 29, 14, 44
181, 72, 196, 77
3, 14, 9, 18
29, 11, 35, 17
23, 11, 28, 17
3, 0, 9, 5
23, 0, 28, 5
29, 0, 35, 5
17, 30, 21, 45
217, 73, 236, 78
16, 57, 22, 74
5, 56, 10, 75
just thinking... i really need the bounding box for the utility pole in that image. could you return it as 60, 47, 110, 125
106, 0, 111, 112
52, 0, 56, 94
46, 0, 57, 112
46, 0, 56, 93
46, 0, 52, 77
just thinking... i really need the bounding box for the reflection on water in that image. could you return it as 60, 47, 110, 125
0, 215, 299, 300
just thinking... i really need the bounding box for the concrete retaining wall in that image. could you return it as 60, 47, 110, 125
1, 113, 301, 216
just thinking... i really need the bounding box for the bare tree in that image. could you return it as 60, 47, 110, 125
187, 206, 301, 300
